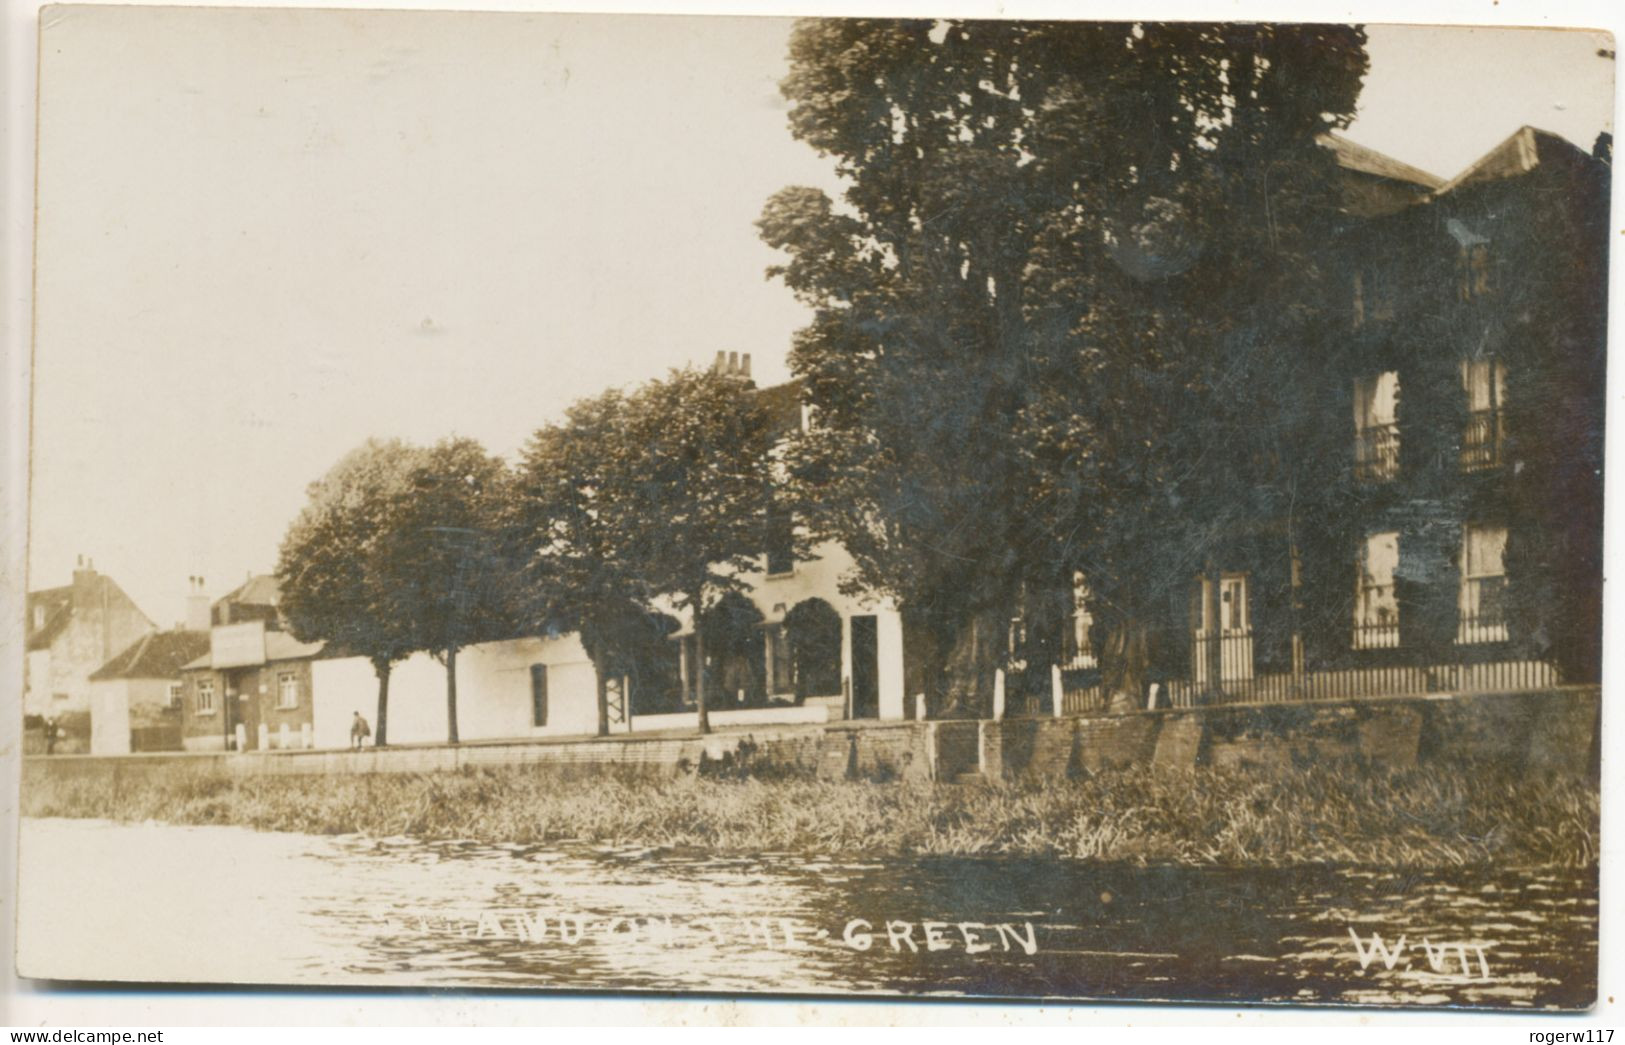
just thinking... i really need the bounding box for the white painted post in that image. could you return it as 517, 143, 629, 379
1147, 682, 1161, 711
1051, 663, 1064, 718
256, 723, 269, 750
278, 722, 290, 749
300, 722, 313, 749
914, 692, 927, 721
992, 669, 1005, 721
233, 723, 246, 752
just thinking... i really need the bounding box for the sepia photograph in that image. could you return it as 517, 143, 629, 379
7, 0, 1616, 1018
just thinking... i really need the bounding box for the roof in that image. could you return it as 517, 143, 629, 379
180, 630, 326, 672
1319, 133, 1446, 190
90, 629, 211, 681
1435, 126, 1592, 195
754, 380, 805, 439
25, 586, 74, 651
266, 632, 325, 661
216, 573, 281, 611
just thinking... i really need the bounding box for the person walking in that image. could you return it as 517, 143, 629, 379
350, 711, 371, 750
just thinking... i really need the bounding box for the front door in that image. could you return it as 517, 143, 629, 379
850, 615, 879, 719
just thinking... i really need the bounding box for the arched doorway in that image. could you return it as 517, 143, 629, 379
701, 593, 766, 707
609, 611, 681, 716
785, 598, 842, 701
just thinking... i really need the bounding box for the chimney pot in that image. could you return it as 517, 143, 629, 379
741, 353, 752, 378
728, 351, 739, 374
713, 351, 726, 374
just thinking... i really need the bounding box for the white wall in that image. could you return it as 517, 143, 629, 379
24, 649, 51, 717
311, 634, 600, 749
87, 679, 131, 755
660, 540, 909, 721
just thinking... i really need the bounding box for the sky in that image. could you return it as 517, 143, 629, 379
27, 11, 1616, 629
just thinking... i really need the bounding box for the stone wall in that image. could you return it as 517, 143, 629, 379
976, 687, 1594, 779
23, 686, 1599, 789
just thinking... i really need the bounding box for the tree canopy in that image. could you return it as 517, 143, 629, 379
381, 436, 519, 743
515, 368, 775, 733
759, 20, 1369, 709
276, 438, 425, 746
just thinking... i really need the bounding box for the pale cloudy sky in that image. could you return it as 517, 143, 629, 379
28, 11, 1615, 628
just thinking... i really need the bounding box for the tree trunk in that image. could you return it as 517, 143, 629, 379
593, 651, 610, 738
1102, 614, 1150, 713
373, 660, 391, 748
692, 590, 710, 735
940, 608, 1003, 718
445, 644, 460, 744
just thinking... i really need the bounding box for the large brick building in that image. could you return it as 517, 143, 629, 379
1085, 126, 1610, 709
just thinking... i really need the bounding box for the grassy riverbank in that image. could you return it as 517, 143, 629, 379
23, 758, 1596, 869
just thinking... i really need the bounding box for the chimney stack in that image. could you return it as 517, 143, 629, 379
185, 576, 211, 632
713, 350, 727, 375
741, 353, 751, 379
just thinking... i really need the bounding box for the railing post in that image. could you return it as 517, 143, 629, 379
1051, 663, 1064, 718
992, 669, 1005, 721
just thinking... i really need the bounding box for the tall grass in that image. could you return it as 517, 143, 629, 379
22, 759, 1597, 869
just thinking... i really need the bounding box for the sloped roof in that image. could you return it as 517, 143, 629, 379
180, 630, 326, 672
90, 630, 211, 681
754, 380, 805, 439
266, 632, 325, 661
1435, 126, 1591, 195
216, 573, 281, 610
1319, 132, 1446, 190
25, 586, 74, 651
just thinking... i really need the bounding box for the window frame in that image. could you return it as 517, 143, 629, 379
1457, 523, 1510, 644
1353, 531, 1401, 650
276, 671, 299, 710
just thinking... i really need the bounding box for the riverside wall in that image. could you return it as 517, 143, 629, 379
22, 686, 1599, 790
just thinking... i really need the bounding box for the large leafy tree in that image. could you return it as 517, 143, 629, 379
512, 388, 668, 737
761, 20, 1367, 710
541, 368, 773, 734
383, 437, 519, 743
277, 439, 425, 746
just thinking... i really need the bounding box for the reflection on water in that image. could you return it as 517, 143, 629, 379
18, 818, 1595, 1008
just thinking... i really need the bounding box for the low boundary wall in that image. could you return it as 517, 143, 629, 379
23, 686, 1598, 790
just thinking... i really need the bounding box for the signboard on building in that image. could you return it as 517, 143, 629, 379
210, 620, 266, 669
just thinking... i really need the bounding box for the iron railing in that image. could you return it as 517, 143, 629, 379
1458, 575, 1510, 644
1460, 408, 1505, 472
1045, 627, 1558, 714
1354, 422, 1400, 481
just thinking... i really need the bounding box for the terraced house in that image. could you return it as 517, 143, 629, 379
1120, 126, 1610, 710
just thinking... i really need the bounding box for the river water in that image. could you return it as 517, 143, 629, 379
17, 818, 1596, 1008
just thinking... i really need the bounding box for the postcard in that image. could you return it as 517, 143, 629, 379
14, 5, 1612, 1011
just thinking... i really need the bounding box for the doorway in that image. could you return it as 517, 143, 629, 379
850, 615, 879, 719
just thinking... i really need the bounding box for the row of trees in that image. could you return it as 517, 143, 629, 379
276, 369, 779, 745
284, 20, 1382, 740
